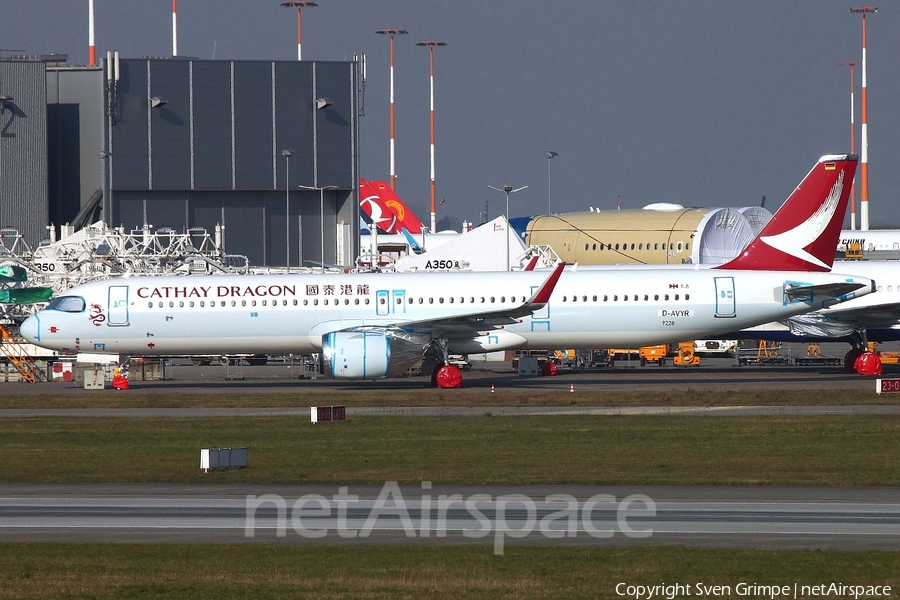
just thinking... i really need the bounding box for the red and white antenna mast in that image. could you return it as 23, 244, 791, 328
172, 0, 178, 57
88, 0, 96, 66
416, 40, 446, 233
377, 29, 408, 191
842, 61, 859, 230
850, 6, 876, 231
281, 1, 318, 61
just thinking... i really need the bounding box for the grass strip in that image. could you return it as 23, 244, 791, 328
1, 544, 898, 600
3, 415, 899, 485
0, 387, 890, 409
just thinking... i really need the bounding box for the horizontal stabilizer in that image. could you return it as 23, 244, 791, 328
784, 280, 869, 304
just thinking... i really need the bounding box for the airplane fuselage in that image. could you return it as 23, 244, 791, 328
23, 267, 872, 358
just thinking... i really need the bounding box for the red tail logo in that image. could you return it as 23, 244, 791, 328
718, 154, 858, 271
359, 179, 402, 234
368, 181, 425, 234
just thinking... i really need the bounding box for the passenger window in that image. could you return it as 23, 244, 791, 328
303, 300, 308, 306
675, 294, 680, 300
592, 244, 597, 251
644, 295, 648, 301
200, 301, 205, 307
241, 300, 246, 307
582, 296, 587, 302
355, 298, 360, 305
604, 295, 608, 302
379, 298, 386, 305
169, 301, 175, 308
147, 302, 153, 308
664, 295, 669, 301
685, 294, 690, 300
654, 295, 659, 301
396, 297, 402, 304
615, 244, 620, 250
654, 243, 658, 250
639, 243, 643, 250
677, 242, 683, 252
585, 244, 589, 250
231, 301, 236, 307
592, 295, 597, 301
252, 300, 257, 307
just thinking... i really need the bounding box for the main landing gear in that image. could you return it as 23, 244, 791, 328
844, 333, 882, 376
424, 339, 463, 389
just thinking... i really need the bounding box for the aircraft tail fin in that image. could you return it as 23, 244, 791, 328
359, 178, 402, 234
370, 181, 425, 234
718, 154, 858, 272
401, 228, 424, 254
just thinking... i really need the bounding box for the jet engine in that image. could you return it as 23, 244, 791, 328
320, 329, 431, 379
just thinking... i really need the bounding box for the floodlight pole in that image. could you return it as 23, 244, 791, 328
841, 61, 859, 230
281, 1, 318, 60
88, 0, 96, 66
850, 6, 876, 231
417, 41, 446, 233
172, 0, 178, 56
489, 185, 527, 271
545, 151, 558, 214
377, 29, 408, 191
282, 150, 293, 268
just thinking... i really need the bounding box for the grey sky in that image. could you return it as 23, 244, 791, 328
3, 1, 898, 228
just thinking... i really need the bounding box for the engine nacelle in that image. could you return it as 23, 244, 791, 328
321, 329, 429, 379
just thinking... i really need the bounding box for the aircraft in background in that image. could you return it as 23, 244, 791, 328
22, 154, 873, 386
359, 179, 425, 235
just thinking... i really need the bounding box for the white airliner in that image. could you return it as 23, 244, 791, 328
21, 154, 873, 385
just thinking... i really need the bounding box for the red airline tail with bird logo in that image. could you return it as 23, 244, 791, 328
359, 179, 425, 234
718, 154, 858, 272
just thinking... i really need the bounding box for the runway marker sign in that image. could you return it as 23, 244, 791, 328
875, 378, 900, 394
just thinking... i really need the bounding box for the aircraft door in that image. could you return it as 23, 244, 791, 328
391, 290, 406, 314
529, 285, 549, 320
714, 277, 736, 318
376, 290, 389, 316
108, 285, 130, 326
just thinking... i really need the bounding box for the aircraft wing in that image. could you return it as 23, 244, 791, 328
396, 262, 565, 338
820, 301, 900, 329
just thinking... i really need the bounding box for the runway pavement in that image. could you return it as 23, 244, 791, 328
2, 484, 899, 550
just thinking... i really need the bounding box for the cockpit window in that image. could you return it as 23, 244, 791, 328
46, 296, 86, 313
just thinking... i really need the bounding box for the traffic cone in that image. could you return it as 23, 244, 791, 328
569, 383, 574, 392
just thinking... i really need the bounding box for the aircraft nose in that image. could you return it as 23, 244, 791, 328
19, 315, 39, 344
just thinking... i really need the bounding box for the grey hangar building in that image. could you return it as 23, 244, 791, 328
0, 54, 361, 267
